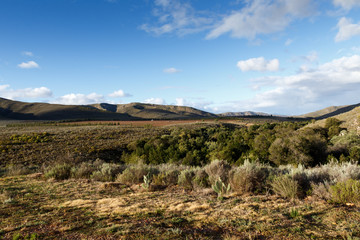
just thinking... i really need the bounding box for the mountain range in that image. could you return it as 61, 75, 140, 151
0, 97, 359, 122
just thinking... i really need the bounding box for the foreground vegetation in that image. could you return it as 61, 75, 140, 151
1, 117, 360, 239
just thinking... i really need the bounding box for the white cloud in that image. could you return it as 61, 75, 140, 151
22, 51, 33, 57
175, 97, 213, 110
0, 85, 52, 99
237, 57, 279, 72
140, 0, 213, 36
242, 54, 360, 114
175, 97, 185, 106
143, 97, 166, 105
18, 61, 39, 69
55, 93, 105, 105
108, 89, 131, 98
163, 67, 181, 73
333, 0, 360, 10
206, 0, 315, 39
335, 17, 360, 42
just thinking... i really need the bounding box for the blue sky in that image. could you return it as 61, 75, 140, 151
1, 0, 360, 115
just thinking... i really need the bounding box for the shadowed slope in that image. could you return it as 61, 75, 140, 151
0, 98, 134, 120
298, 103, 360, 119
91, 102, 217, 119
0, 98, 216, 121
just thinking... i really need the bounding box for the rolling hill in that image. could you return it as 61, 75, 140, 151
91, 102, 216, 119
309, 106, 360, 132
0, 98, 216, 121
297, 103, 360, 119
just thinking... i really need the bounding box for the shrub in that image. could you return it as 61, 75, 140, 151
71, 162, 97, 179
5, 164, 31, 176
330, 179, 360, 204
311, 182, 332, 201
204, 160, 231, 185
116, 163, 158, 185
155, 164, 185, 186
91, 163, 125, 182
271, 175, 298, 200
45, 163, 72, 180
229, 161, 270, 194
177, 169, 196, 190
193, 168, 210, 189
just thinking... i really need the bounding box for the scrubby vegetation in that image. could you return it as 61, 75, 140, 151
1, 117, 360, 239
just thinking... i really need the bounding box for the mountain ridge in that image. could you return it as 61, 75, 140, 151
0, 98, 216, 121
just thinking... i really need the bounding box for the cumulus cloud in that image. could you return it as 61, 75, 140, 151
206, 0, 315, 39
18, 61, 39, 69
335, 17, 360, 42
163, 67, 181, 73
243, 54, 360, 114
237, 57, 279, 72
140, 0, 213, 36
143, 97, 166, 105
54, 93, 105, 105
0, 85, 52, 99
108, 89, 132, 98
333, 0, 360, 10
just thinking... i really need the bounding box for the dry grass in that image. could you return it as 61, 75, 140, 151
2, 174, 360, 239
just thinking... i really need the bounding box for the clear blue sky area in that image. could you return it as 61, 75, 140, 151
1, 0, 360, 115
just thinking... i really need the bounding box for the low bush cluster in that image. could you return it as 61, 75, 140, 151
38, 158, 360, 202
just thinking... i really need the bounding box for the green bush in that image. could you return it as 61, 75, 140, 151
116, 163, 158, 185
177, 169, 196, 190
152, 169, 180, 186
271, 175, 298, 200
193, 168, 210, 189
91, 163, 125, 182
45, 163, 72, 180
330, 179, 360, 204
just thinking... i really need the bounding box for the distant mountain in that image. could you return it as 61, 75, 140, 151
91, 102, 217, 119
297, 103, 360, 120
218, 111, 273, 117
0, 98, 216, 121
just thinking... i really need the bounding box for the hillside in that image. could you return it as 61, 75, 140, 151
310, 106, 360, 132
91, 102, 217, 119
298, 103, 360, 119
0, 98, 216, 121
